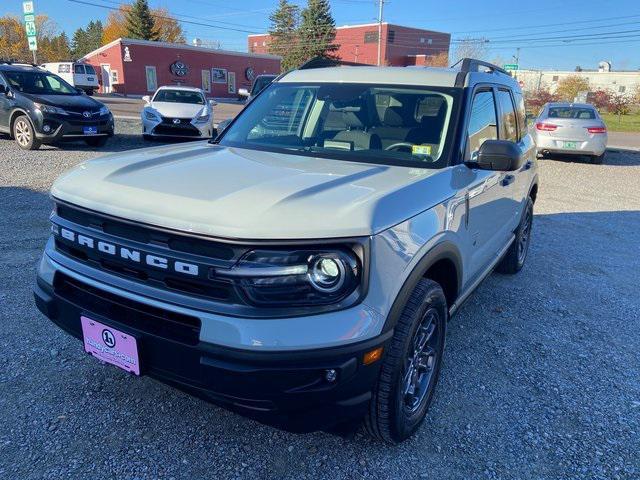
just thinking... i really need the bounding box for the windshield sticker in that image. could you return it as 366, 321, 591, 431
412, 145, 432, 156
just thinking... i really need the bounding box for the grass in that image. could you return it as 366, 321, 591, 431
601, 112, 640, 133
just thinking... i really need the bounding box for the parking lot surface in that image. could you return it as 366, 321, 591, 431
1, 120, 639, 479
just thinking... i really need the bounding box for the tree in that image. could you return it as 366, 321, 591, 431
267, 0, 301, 71
425, 51, 449, 67
524, 87, 558, 115
555, 75, 589, 102
453, 38, 488, 63
125, 0, 158, 41
104, 4, 183, 44
590, 90, 611, 111
71, 20, 103, 58
606, 91, 632, 120
298, 0, 338, 62
0, 14, 70, 63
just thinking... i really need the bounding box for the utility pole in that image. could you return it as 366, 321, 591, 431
376, 0, 384, 66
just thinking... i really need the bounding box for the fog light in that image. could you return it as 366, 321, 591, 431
43, 124, 52, 133
325, 369, 337, 382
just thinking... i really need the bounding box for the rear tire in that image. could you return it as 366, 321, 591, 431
496, 197, 534, 274
13, 115, 41, 150
590, 153, 605, 164
84, 136, 108, 147
365, 278, 447, 444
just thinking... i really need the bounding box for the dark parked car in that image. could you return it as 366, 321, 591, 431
238, 74, 277, 102
0, 62, 114, 150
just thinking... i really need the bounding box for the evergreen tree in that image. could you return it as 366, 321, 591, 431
71, 20, 103, 57
298, 0, 338, 62
267, 0, 301, 71
125, 0, 158, 41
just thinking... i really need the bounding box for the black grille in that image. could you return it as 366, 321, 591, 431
154, 117, 201, 136
54, 203, 249, 303
54, 272, 201, 345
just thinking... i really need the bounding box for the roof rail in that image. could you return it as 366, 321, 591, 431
298, 57, 369, 70
453, 58, 511, 87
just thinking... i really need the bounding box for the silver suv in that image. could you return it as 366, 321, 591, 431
34, 58, 538, 443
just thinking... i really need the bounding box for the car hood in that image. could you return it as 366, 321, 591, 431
21, 92, 101, 109
51, 143, 455, 240
149, 101, 204, 118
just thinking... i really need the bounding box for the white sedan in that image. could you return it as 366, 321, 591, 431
142, 86, 215, 139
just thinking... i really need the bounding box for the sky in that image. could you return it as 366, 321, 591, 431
4, 0, 640, 71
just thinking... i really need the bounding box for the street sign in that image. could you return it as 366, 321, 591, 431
24, 14, 34, 22
503, 64, 519, 71
22, 1, 34, 14
25, 21, 37, 37
27, 36, 38, 51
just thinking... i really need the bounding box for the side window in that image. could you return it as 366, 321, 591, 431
73, 64, 85, 74
58, 64, 71, 73
496, 89, 518, 142
512, 91, 527, 138
466, 90, 498, 160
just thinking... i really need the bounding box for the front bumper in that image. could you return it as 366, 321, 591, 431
34, 113, 114, 143
34, 253, 390, 432
142, 115, 214, 139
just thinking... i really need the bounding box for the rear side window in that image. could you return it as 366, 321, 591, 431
466, 90, 498, 160
496, 89, 518, 142
58, 64, 70, 73
548, 107, 596, 119
512, 91, 527, 139
74, 64, 85, 74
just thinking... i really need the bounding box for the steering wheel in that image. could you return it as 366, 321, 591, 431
385, 142, 414, 152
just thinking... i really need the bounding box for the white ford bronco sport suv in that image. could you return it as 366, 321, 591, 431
35, 58, 538, 443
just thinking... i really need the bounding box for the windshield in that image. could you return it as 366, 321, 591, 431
153, 89, 204, 104
548, 106, 596, 119
218, 82, 458, 168
4, 71, 78, 95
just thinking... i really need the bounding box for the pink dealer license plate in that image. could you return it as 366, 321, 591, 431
80, 316, 140, 375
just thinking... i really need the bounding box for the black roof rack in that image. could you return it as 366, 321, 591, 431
453, 58, 511, 87
298, 57, 369, 70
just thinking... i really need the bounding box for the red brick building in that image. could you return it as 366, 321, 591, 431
82, 38, 281, 97
248, 23, 450, 67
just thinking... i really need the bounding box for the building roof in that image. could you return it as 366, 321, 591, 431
82, 38, 281, 61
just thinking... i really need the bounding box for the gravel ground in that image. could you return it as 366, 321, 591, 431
1, 120, 639, 480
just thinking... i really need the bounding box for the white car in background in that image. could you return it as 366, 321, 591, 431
40, 62, 99, 95
141, 86, 215, 140
533, 102, 608, 164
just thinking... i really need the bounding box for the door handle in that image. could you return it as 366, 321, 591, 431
523, 160, 533, 170
502, 174, 515, 186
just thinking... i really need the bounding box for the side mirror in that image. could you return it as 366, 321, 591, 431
238, 88, 249, 98
208, 99, 217, 107
142, 95, 151, 104
469, 140, 523, 171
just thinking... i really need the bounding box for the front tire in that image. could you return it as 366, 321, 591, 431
365, 278, 447, 444
13, 115, 41, 150
496, 197, 533, 274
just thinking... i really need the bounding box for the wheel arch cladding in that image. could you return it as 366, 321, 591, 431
529, 182, 538, 204
10, 109, 31, 133
382, 241, 462, 333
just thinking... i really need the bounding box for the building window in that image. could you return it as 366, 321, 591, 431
388, 30, 395, 43
428, 38, 433, 45
552, 75, 559, 82
420, 37, 425, 43
111, 70, 119, 84
364, 31, 378, 43
253, 41, 257, 47
262, 41, 266, 46
619, 85, 626, 93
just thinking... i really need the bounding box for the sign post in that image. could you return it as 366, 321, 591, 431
22, 1, 37, 64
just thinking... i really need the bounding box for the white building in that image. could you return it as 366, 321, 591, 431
515, 68, 640, 95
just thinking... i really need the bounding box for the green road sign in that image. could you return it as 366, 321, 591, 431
28, 36, 37, 51
22, 1, 34, 14
25, 21, 37, 37
503, 64, 519, 71
24, 14, 35, 22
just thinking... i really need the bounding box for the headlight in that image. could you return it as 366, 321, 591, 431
34, 103, 67, 115
217, 247, 362, 307
144, 109, 159, 121
194, 109, 210, 123
99, 106, 110, 116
